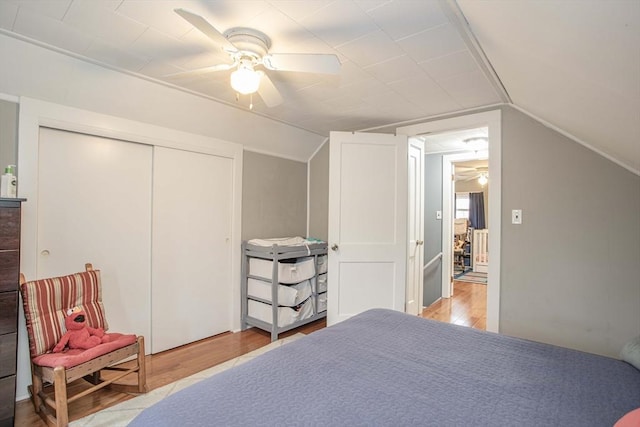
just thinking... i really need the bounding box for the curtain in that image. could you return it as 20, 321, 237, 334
469, 192, 486, 229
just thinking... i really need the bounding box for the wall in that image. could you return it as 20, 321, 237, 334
306, 106, 639, 357
4, 27, 636, 359
0, 100, 17, 170
242, 151, 307, 240
308, 142, 329, 241
0, 33, 324, 162
424, 153, 443, 306
500, 106, 640, 357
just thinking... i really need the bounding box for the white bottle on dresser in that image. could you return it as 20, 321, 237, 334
0, 165, 17, 198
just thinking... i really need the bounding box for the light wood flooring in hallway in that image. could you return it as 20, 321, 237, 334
420, 280, 487, 330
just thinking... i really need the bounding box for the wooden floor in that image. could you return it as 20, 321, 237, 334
15, 281, 486, 426
420, 280, 487, 330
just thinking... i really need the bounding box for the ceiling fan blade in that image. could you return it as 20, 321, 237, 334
174, 8, 237, 53
263, 53, 340, 75
257, 73, 283, 107
455, 166, 476, 172
165, 63, 236, 78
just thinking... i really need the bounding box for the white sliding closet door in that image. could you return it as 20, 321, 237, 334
37, 128, 153, 339
151, 147, 233, 353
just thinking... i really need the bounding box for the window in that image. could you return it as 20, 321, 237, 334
455, 193, 469, 219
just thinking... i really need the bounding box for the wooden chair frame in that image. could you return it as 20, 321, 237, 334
20, 264, 147, 427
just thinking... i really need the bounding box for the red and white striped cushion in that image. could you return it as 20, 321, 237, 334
20, 269, 108, 358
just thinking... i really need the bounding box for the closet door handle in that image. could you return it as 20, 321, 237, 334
331, 244, 339, 251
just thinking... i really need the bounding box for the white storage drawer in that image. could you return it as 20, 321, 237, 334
249, 257, 316, 284
248, 278, 312, 307
311, 274, 327, 294
317, 293, 327, 313
317, 255, 328, 274
248, 298, 313, 327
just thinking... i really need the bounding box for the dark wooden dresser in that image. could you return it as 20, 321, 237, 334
0, 199, 23, 427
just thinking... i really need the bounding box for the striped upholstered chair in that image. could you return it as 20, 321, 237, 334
20, 264, 146, 427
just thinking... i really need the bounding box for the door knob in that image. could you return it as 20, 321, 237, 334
331, 244, 339, 251
41, 250, 50, 256
416, 240, 424, 246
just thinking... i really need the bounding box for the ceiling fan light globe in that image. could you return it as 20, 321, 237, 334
230, 67, 261, 94
478, 173, 488, 186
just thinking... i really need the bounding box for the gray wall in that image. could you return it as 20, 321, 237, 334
424, 153, 443, 306
241, 151, 307, 240
308, 142, 329, 241
305, 106, 639, 357
0, 100, 18, 172
500, 106, 640, 357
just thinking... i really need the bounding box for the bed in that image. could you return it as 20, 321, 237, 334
129, 309, 640, 426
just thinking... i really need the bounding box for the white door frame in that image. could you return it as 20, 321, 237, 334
396, 110, 501, 332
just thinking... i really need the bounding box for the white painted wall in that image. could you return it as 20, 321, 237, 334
0, 33, 324, 162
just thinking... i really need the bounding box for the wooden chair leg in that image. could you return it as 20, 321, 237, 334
136, 336, 147, 393
31, 371, 43, 413
53, 367, 69, 427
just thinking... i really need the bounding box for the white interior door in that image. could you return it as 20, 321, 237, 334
406, 139, 424, 315
327, 131, 408, 326
37, 128, 152, 339
151, 147, 233, 353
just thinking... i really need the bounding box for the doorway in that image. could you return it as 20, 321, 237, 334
441, 147, 489, 298
396, 110, 501, 332
452, 158, 489, 281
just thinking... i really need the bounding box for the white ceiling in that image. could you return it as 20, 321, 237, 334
0, 0, 637, 172
420, 126, 488, 154
458, 0, 640, 173
454, 158, 488, 183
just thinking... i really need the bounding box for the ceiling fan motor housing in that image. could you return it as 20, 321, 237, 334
224, 27, 271, 62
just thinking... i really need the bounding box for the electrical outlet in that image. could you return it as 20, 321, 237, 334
512, 209, 522, 224
436, 210, 442, 220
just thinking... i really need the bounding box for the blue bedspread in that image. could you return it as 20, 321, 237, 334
129, 309, 640, 426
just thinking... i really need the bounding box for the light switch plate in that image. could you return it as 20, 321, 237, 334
436, 210, 442, 220
512, 209, 522, 224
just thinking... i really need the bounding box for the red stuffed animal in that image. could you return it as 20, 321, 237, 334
53, 306, 110, 352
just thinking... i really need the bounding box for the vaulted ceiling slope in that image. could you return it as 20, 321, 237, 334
458, 0, 640, 173
0, 1, 637, 172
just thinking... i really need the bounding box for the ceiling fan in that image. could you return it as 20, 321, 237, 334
455, 164, 489, 185
172, 8, 341, 108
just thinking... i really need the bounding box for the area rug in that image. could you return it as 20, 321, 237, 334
69, 333, 305, 427
455, 270, 487, 284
